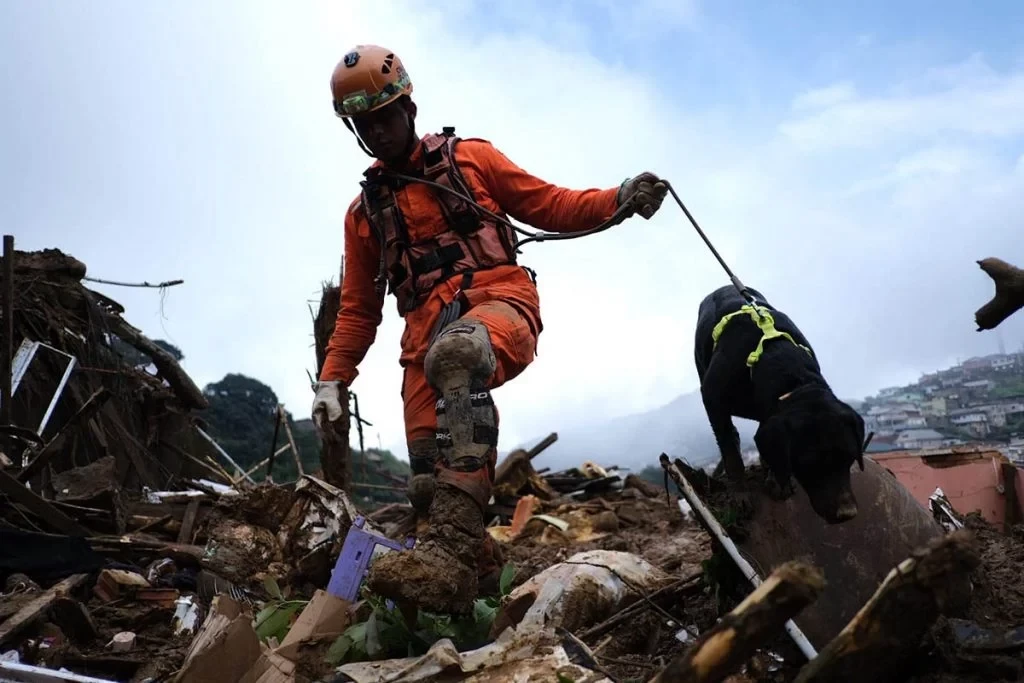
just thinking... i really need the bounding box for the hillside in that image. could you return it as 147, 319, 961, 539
515, 389, 757, 472
861, 351, 1024, 453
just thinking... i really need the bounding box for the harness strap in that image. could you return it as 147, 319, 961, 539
711, 304, 813, 368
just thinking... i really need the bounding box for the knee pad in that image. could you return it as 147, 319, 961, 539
424, 319, 497, 391
434, 386, 499, 466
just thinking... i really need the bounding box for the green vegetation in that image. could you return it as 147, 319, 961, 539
325, 563, 516, 665
133, 339, 411, 497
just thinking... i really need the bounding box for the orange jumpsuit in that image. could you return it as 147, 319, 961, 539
319, 136, 620, 448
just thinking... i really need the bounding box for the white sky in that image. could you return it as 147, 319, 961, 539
4, 1, 1023, 458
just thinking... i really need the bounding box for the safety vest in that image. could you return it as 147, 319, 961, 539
711, 304, 813, 369
359, 129, 519, 315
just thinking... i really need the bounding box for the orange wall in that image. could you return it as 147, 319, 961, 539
870, 452, 1023, 526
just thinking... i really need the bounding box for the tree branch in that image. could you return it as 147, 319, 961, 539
975, 258, 1024, 331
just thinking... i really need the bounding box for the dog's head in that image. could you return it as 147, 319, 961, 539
753, 385, 866, 524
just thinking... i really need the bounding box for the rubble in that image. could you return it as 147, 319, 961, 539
4, 246, 1024, 681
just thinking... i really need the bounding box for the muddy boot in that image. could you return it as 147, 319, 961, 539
406, 437, 438, 520
366, 319, 498, 614
476, 534, 505, 597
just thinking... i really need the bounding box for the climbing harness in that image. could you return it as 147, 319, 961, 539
711, 304, 814, 369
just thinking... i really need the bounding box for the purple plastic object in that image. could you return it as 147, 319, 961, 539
327, 515, 415, 601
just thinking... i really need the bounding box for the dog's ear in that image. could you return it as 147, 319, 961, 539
754, 413, 792, 484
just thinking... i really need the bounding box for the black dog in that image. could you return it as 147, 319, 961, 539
693, 285, 865, 524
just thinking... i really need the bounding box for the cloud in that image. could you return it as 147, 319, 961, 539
791, 82, 858, 111
3, 2, 1023, 465
779, 56, 1024, 151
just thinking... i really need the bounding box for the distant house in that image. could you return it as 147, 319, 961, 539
962, 356, 993, 371
975, 401, 1024, 429
894, 428, 953, 450
878, 386, 903, 399
950, 409, 990, 438
963, 379, 996, 392
991, 355, 1018, 372
922, 396, 951, 418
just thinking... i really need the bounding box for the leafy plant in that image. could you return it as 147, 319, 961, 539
253, 576, 309, 643
325, 561, 517, 666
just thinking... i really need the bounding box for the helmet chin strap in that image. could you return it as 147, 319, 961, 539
341, 117, 376, 158
342, 106, 418, 164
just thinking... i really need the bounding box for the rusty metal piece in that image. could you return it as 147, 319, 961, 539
733, 457, 945, 650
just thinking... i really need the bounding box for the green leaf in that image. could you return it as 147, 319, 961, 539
498, 563, 515, 596
472, 598, 497, 628
325, 635, 353, 666
254, 602, 303, 642
263, 575, 284, 601
365, 611, 382, 659
342, 621, 368, 645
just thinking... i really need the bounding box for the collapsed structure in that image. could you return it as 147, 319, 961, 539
2, 245, 1024, 683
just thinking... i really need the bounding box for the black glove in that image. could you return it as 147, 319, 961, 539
617, 172, 668, 220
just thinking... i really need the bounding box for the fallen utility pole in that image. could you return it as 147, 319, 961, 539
659, 452, 819, 661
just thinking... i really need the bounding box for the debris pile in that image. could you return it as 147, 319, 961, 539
5, 249, 1024, 681
0, 248, 247, 542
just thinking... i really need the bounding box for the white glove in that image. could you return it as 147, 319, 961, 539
311, 380, 345, 430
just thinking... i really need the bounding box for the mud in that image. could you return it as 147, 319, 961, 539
367, 483, 482, 614
960, 514, 1024, 628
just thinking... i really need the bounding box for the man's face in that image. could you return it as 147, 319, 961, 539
352, 102, 411, 163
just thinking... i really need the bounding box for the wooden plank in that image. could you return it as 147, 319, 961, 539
177, 499, 200, 544
0, 573, 90, 646
0, 467, 90, 536
282, 409, 304, 477
18, 388, 110, 483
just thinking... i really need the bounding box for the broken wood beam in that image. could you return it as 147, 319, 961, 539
794, 530, 979, 683
975, 257, 1024, 331
102, 311, 209, 409
526, 432, 558, 459
177, 498, 200, 544
18, 387, 111, 483
282, 408, 304, 477
266, 404, 283, 482
650, 561, 824, 683
0, 573, 90, 646
0, 467, 91, 536
195, 427, 254, 484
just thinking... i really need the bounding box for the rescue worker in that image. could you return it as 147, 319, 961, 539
311, 44, 667, 614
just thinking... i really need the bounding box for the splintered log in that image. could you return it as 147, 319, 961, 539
650, 561, 824, 683
975, 258, 1024, 331
794, 530, 979, 683
102, 312, 208, 409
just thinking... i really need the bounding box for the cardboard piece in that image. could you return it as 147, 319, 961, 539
174, 596, 261, 683
275, 589, 352, 661
174, 589, 352, 683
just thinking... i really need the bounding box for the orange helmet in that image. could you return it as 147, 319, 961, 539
331, 45, 413, 118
